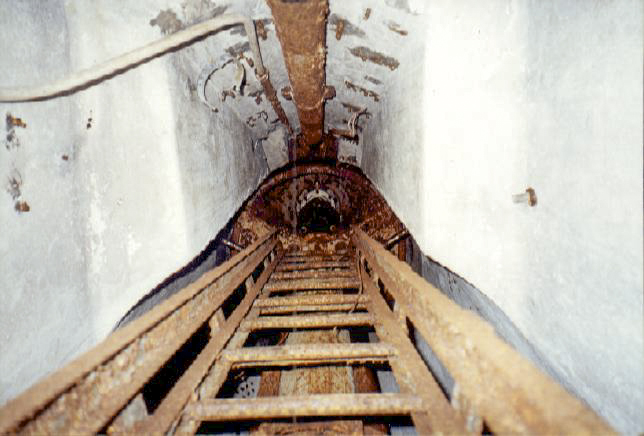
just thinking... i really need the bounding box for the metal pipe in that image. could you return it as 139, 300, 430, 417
0, 14, 265, 102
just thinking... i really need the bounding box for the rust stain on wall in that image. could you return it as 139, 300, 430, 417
335, 18, 345, 40
329, 14, 365, 40
345, 81, 380, 102
349, 46, 399, 71
255, 19, 268, 40
6, 113, 27, 129
14, 201, 30, 213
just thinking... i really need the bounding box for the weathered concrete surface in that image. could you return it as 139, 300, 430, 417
0, 0, 268, 406
361, 0, 643, 432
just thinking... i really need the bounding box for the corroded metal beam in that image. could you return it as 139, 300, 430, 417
254, 293, 368, 307
222, 343, 395, 368
259, 303, 367, 314
122, 252, 283, 434
272, 269, 357, 280
241, 313, 374, 330
360, 260, 465, 434
186, 394, 423, 421
284, 254, 350, 262
265, 276, 360, 292
275, 260, 353, 271
267, 0, 331, 147
352, 226, 615, 434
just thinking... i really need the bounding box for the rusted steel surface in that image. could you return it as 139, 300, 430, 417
0, 232, 277, 435
284, 254, 350, 262
246, 164, 398, 233
271, 268, 357, 280
175, 331, 252, 436
279, 329, 354, 395
352, 227, 615, 434
353, 366, 389, 435
275, 260, 352, 271
241, 313, 374, 330
187, 393, 423, 421
254, 293, 368, 307
267, 0, 330, 147
259, 303, 367, 314
360, 261, 465, 434
223, 343, 395, 367
265, 276, 360, 292
175, 273, 278, 436
254, 420, 363, 436
286, 250, 349, 258
118, 250, 283, 435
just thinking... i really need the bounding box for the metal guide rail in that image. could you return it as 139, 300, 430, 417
0, 229, 614, 435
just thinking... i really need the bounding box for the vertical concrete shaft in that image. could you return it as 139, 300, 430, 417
267, 0, 329, 147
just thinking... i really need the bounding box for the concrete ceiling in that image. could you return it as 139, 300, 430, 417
146, 0, 422, 145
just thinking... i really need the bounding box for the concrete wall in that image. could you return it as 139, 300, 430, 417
0, 1, 267, 405
362, 0, 643, 432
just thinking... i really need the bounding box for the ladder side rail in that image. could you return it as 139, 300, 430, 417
113, 245, 283, 435
352, 226, 614, 435
0, 232, 277, 435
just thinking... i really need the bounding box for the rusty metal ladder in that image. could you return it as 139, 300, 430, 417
0, 229, 613, 435
172, 246, 460, 434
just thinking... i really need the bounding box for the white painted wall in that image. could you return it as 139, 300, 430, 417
362, 0, 643, 432
0, 1, 267, 405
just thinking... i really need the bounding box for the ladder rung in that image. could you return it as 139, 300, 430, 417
271, 269, 357, 280
186, 393, 423, 421
222, 343, 395, 367
259, 303, 368, 314
241, 313, 374, 330
265, 277, 361, 292
254, 294, 369, 307
276, 260, 353, 272
284, 254, 351, 262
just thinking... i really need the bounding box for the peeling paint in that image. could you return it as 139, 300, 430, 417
4, 113, 26, 150
349, 46, 399, 70
225, 41, 250, 59
341, 102, 361, 113
246, 111, 268, 128
4, 130, 20, 150
6, 170, 21, 200
221, 89, 236, 101
387, 21, 408, 36
248, 90, 264, 105
363, 75, 382, 85
149, 9, 183, 35
344, 81, 380, 102
329, 14, 365, 40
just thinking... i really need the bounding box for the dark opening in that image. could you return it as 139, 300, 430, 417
297, 198, 340, 234
141, 324, 210, 413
